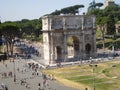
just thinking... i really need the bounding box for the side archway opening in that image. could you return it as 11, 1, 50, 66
56, 46, 62, 63
85, 43, 91, 54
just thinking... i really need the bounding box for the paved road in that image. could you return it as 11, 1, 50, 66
0, 59, 79, 90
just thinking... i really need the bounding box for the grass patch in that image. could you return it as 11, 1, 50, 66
43, 60, 120, 90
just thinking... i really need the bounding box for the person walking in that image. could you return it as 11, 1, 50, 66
38, 83, 41, 90
1, 82, 5, 89
5, 64, 7, 68
5, 85, 8, 90
43, 79, 47, 88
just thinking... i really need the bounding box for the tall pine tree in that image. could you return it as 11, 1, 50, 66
106, 14, 116, 35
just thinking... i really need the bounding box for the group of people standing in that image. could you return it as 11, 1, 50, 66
38, 72, 55, 90
1, 71, 13, 78
0, 56, 56, 90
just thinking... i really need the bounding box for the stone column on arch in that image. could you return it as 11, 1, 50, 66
78, 33, 83, 60
62, 31, 68, 62
92, 29, 97, 58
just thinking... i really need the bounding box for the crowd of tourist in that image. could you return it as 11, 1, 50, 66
15, 42, 41, 59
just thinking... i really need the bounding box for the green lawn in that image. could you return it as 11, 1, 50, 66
43, 60, 120, 90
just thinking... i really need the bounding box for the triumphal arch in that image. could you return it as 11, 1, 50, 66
42, 15, 96, 65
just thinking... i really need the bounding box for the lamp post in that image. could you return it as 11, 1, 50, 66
89, 60, 97, 90
112, 34, 116, 59
19, 28, 22, 38
13, 59, 16, 82
2, 36, 5, 53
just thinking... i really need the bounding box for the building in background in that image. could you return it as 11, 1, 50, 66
104, 0, 115, 8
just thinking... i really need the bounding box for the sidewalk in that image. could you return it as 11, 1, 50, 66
0, 59, 79, 90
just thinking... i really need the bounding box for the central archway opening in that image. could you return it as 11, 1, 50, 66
67, 36, 79, 61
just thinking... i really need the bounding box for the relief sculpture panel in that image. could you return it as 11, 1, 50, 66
84, 17, 93, 29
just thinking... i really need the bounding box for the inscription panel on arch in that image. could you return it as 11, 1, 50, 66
51, 17, 63, 30
65, 17, 82, 30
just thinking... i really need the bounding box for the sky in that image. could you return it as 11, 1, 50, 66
0, 0, 119, 22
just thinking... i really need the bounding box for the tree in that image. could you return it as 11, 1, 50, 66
0, 23, 19, 56
104, 4, 120, 22
50, 4, 84, 15
0, 22, 2, 46
61, 5, 84, 15
19, 19, 42, 39
87, 2, 120, 50
88, 0, 96, 12
87, 8, 103, 17
96, 17, 108, 51
95, 3, 103, 8
106, 14, 116, 35
87, 3, 120, 36
88, 1, 103, 13
51, 10, 61, 15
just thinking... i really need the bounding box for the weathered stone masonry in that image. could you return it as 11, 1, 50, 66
42, 15, 96, 65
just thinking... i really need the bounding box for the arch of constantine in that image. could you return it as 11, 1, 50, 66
42, 15, 96, 65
